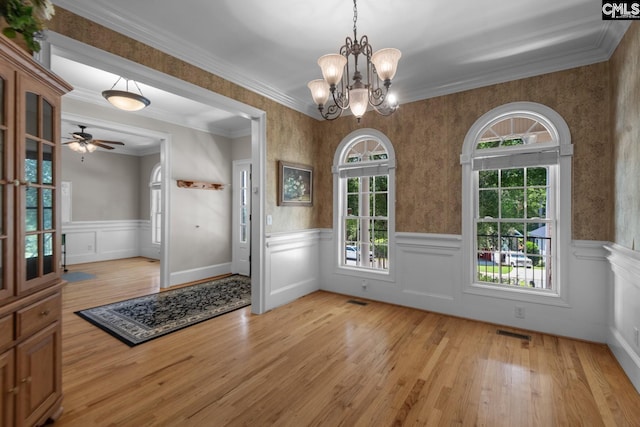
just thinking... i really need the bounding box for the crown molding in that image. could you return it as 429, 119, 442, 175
401, 21, 630, 106
52, 1, 630, 122
53, 1, 309, 114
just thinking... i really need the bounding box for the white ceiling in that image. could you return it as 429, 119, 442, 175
52, 52, 252, 155
50, 0, 629, 153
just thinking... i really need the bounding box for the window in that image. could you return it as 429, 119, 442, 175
461, 102, 572, 303
150, 163, 162, 245
333, 129, 395, 278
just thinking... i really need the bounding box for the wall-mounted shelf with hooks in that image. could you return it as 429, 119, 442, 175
177, 180, 225, 190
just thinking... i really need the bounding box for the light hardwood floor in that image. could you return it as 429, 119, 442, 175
56, 257, 640, 426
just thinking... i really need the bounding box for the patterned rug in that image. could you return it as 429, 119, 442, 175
75, 275, 251, 346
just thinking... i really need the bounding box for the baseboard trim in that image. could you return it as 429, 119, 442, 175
170, 262, 232, 286
608, 326, 640, 393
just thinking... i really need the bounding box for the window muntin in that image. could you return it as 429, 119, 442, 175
462, 104, 571, 300
343, 173, 388, 270
334, 129, 395, 277
477, 116, 554, 150
150, 164, 161, 245
475, 166, 554, 290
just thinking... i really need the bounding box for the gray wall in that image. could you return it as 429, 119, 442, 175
61, 149, 141, 220
231, 135, 251, 160
62, 98, 236, 275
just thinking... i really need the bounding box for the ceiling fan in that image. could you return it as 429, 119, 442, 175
63, 125, 125, 153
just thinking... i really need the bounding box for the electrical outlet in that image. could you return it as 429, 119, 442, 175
634, 327, 639, 347
515, 306, 525, 319
361, 280, 367, 290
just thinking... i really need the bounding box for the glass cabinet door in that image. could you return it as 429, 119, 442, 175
0, 65, 14, 300
19, 85, 59, 293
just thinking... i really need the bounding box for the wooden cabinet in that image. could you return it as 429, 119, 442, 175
0, 35, 72, 427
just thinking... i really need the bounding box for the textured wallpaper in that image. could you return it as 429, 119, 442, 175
49, 8, 317, 234
314, 63, 612, 241
610, 22, 640, 250
51, 8, 614, 241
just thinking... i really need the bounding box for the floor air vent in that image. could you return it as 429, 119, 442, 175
346, 299, 368, 306
497, 329, 531, 341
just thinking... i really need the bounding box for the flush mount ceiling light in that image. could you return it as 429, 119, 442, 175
102, 77, 151, 112
308, 0, 401, 122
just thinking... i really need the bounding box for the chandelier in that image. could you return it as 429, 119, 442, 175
307, 0, 401, 122
102, 77, 151, 112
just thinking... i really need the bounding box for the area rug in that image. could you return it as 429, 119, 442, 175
75, 275, 251, 346
62, 271, 96, 282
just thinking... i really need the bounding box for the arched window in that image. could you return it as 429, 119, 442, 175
333, 129, 396, 279
461, 102, 573, 303
150, 163, 162, 245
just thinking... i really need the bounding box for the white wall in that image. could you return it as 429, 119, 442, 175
62, 220, 142, 265
315, 231, 609, 342
261, 229, 611, 343
606, 244, 640, 392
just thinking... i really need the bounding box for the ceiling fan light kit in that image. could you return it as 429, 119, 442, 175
63, 125, 126, 159
308, 0, 401, 122
67, 141, 98, 153
102, 77, 151, 111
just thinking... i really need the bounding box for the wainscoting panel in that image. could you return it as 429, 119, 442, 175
319, 231, 611, 343
62, 220, 143, 265
139, 222, 161, 260
265, 230, 321, 310
605, 243, 640, 393
396, 233, 460, 312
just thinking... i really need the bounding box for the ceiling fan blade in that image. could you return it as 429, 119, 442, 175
92, 142, 116, 150
94, 139, 125, 145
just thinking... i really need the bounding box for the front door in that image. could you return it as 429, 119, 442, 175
232, 160, 251, 276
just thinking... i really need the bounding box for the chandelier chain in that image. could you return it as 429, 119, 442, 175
353, 0, 358, 39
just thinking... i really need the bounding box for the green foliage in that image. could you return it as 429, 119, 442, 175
0, 0, 54, 52
525, 241, 543, 266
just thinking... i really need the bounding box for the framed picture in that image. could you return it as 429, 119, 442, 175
278, 160, 313, 206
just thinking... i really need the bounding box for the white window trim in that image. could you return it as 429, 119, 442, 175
333, 128, 396, 282
460, 102, 573, 306
150, 163, 162, 246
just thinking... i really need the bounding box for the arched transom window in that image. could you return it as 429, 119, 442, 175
461, 102, 573, 302
334, 129, 396, 278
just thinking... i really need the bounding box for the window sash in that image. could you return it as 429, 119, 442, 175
472, 149, 558, 171
473, 165, 556, 291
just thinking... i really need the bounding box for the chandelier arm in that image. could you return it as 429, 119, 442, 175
369, 87, 389, 107
331, 87, 349, 110
319, 103, 343, 120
